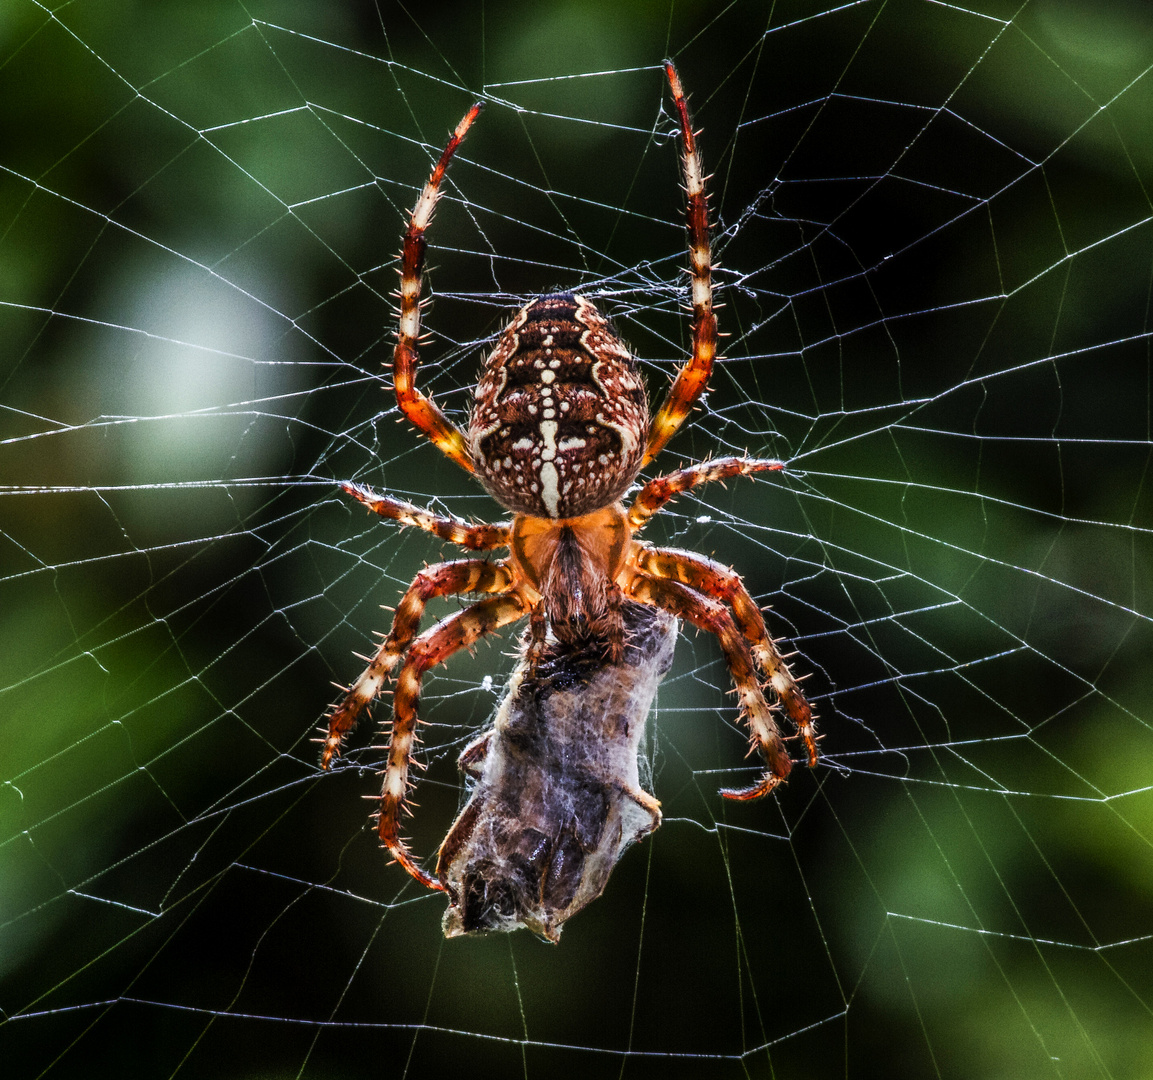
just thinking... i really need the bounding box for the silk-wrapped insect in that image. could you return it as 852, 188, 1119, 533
438, 604, 677, 941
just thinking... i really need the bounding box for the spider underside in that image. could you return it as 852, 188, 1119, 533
319, 62, 819, 897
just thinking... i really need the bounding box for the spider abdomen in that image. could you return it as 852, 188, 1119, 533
469, 293, 648, 518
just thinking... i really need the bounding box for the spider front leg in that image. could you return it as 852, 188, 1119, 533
631, 545, 818, 767
623, 570, 793, 799
320, 559, 514, 767
644, 61, 717, 465
379, 591, 532, 889
393, 103, 483, 474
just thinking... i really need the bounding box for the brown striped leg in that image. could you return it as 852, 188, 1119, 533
379, 591, 532, 889
521, 602, 549, 675
342, 482, 510, 551
644, 62, 717, 465
393, 103, 483, 474
626, 457, 785, 533
320, 559, 514, 768
623, 569, 793, 799
630, 545, 817, 766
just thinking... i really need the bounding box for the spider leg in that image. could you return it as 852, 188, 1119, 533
623, 568, 793, 799
380, 591, 533, 889
630, 545, 818, 767
394, 102, 483, 474
521, 601, 549, 674
644, 62, 717, 465
626, 456, 784, 532
320, 559, 514, 768
342, 481, 510, 550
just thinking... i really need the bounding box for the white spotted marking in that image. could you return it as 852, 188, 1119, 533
413, 178, 442, 223
539, 462, 559, 515
385, 768, 407, 798
539, 419, 558, 461
692, 273, 711, 309
399, 304, 421, 341
538, 418, 560, 515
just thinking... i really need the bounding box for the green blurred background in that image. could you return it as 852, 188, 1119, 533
2, 1, 1152, 1077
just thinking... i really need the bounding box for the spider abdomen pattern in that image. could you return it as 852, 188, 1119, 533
469, 292, 647, 519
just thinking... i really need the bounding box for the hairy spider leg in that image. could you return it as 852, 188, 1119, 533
624, 456, 818, 773
320, 559, 514, 768
394, 103, 484, 474
342, 482, 510, 550
380, 591, 533, 888
630, 546, 817, 767
626, 456, 784, 532
623, 571, 794, 798
643, 61, 718, 465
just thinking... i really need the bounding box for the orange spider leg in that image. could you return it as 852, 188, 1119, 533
380, 591, 533, 888
394, 103, 484, 474
630, 545, 818, 767
623, 570, 793, 799
320, 559, 514, 768
342, 481, 510, 550
626, 456, 784, 532
644, 61, 717, 465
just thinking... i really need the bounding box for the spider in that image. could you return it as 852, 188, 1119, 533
320, 62, 818, 892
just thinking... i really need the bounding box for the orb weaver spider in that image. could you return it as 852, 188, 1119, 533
320, 62, 818, 893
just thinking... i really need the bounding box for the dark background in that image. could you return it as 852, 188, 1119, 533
2, 1, 1152, 1077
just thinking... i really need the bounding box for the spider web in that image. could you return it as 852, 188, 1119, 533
3, 1, 1152, 1076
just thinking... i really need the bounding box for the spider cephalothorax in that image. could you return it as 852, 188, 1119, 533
320, 63, 819, 895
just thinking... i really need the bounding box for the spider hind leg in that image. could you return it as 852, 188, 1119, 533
623, 570, 797, 797
378, 592, 531, 889
631, 545, 818, 769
